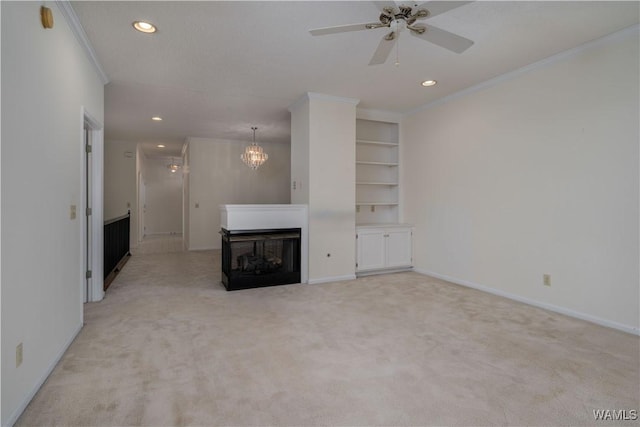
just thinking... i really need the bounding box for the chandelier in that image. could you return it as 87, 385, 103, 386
167, 158, 180, 173
241, 126, 268, 170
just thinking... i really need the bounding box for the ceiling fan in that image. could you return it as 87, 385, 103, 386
309, 1, 474, 65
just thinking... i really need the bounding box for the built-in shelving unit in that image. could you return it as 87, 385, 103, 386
356, 119, 400, 224
355, 118, 412, 276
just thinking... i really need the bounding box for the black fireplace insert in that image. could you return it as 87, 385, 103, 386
220, 228, 301, 291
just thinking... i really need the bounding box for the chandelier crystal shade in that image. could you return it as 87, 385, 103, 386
241, 126, 268, 170
167, 158, 180, 173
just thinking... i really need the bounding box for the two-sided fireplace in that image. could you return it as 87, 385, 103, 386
220, 228, 301, 291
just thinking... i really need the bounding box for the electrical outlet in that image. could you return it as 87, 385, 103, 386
70, 205, 76, 220
543, 274, 551, 287
16, 343, 23, 367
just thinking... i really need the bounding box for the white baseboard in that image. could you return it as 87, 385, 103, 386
145, 232, 182, 236
356, 266, 413, 277
308, 274, 357, 285
187, 246, 219, 251
5, 323, 83, 427
415, 269, 639, 336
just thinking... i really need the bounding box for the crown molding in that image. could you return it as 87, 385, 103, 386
289, 92, 360, 112
357, 108, 402, 123
306, 92, 360, 105
405, 23, 640, 117
287, 93, 310, 113
55, 0, 109, 85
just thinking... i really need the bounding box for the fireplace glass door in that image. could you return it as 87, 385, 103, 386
221, 228, 301, 291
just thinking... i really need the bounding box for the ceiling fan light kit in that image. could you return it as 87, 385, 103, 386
310, 1, 474, 66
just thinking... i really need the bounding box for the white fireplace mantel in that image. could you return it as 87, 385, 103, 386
220, 204, 308, 284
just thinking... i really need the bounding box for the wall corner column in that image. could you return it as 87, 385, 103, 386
289, 92, 360, 283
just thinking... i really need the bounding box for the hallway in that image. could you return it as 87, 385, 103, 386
132, 234, 185, 256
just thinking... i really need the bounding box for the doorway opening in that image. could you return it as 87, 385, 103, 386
84, 124, 92, 302
82, 110, 104, 304
133, 155, 184, 255
138, 170, 146, 244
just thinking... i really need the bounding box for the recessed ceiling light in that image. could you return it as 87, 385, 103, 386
157, 144, 165, 148
151, 116, 163, 121
421, 80, 437, 87
133, 21, 157, 34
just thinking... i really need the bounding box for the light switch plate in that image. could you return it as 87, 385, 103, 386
70, 205, 77, 220
16, 343, 23, 367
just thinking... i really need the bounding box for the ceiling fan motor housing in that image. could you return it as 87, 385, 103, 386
379, 4, 429, 33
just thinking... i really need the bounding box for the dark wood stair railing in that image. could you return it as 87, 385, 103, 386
103, 210, 131, 291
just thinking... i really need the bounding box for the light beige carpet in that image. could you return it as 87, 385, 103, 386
16, 249, 639, 426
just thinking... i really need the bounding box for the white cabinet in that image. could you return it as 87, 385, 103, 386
356, 228, 386, 271
385, 228, 412, 268
356, 225, 412, 275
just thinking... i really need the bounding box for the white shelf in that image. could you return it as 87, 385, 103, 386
356, 182, 398, 186
357, 223, 413, 228
356, 139, 398, 147
356, 119, 399, 224
356, 202, 399, 206
356, 161, 398, 166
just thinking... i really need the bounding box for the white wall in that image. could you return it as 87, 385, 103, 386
1, 2, 105, 424
289, 93, 358, 283
402, 30, 639, 332
136, 144, 147, 243
290, 100, 310, 205
187, 137, 290, 250
142, 157, 183, 235
104, 141, 138, 246
182, 143, 190, 249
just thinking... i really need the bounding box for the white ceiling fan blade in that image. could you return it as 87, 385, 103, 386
369, 33, 397, 65
410, 24, 473, 53
309, 22, 380, 36
415, 1, 473, 18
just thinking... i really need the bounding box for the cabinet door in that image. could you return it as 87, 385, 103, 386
385, 229, 412, 268
356, 229, 386, 271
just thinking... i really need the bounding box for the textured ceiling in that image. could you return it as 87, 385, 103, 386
70, 1, 639, 158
